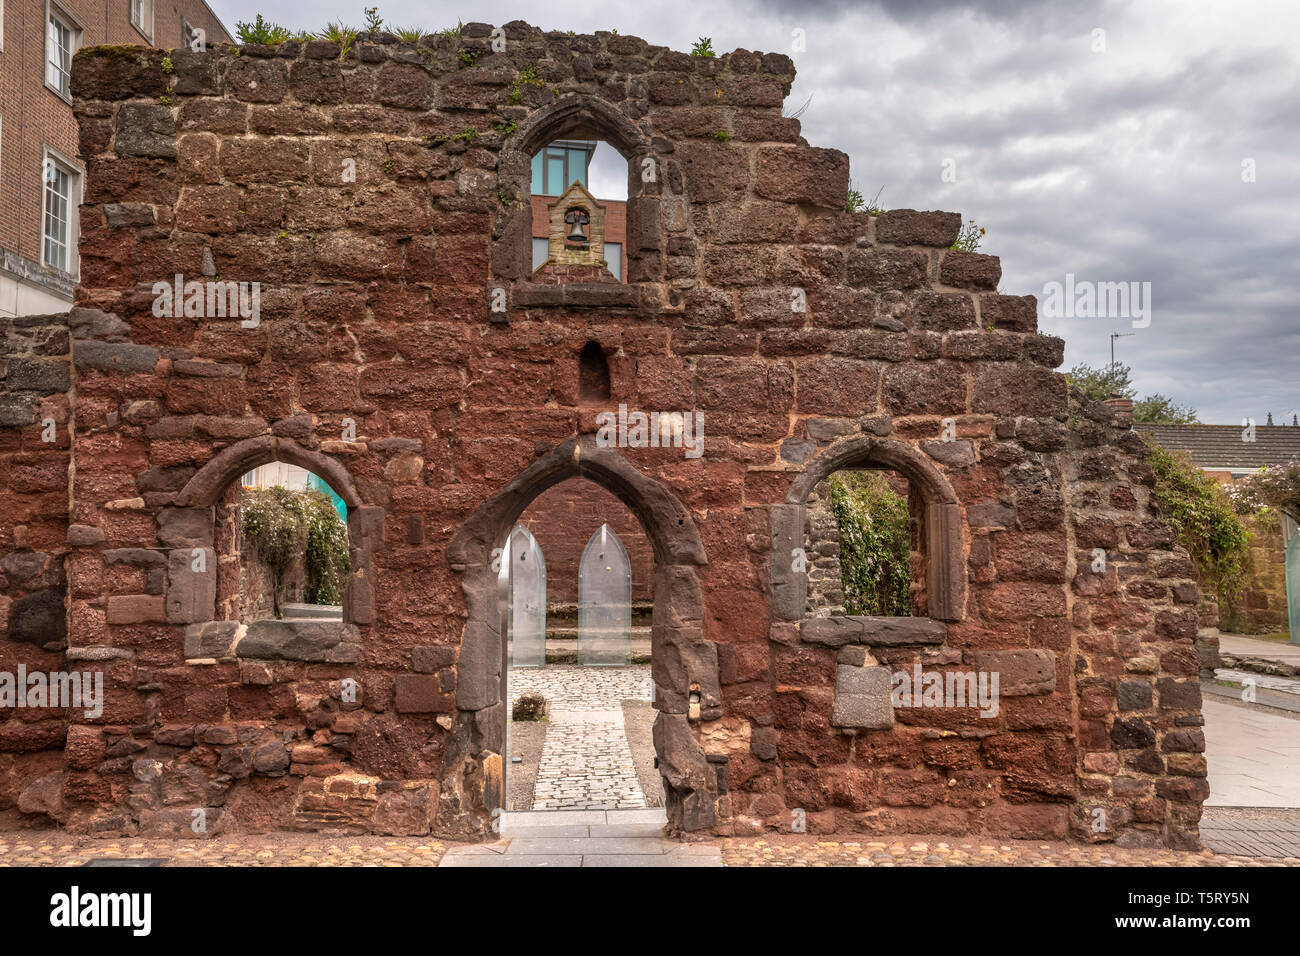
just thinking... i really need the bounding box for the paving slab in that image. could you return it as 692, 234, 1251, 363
1205, 695, 1300, 808
1219, 633, 1300, 664
583, 850, 723, 867
502, 810, 606, 827
505, 837, 671, 856
440, 851, 582, 867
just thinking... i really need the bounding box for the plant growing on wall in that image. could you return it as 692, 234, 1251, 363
1143, 436, 1251, 608
241, 487, 350, 615
235, 14, 292, 45
830, 471, 912, 617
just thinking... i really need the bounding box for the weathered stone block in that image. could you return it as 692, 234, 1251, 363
832, 664, 895, 729
165, 548, 216, 624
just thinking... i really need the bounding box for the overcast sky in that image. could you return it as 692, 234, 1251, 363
224, 0, 1299, 424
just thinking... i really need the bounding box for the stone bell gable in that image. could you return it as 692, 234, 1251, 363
0, 21, 1208, 850
533, 180, 616, 284
548, 181, 607, 267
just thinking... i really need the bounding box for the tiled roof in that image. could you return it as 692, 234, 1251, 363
1134, 424, 1300, 470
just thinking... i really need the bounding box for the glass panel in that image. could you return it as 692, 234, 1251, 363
1284, 512, 1300, 644
43, 162, 70, 272
532, 237, 549, 270
568, 147, 588, 187
605, 242, 621, 281
546, 154, 564, 195
530, 151, 544, 195
579, 524, 632, 666
504, 525, 546, 667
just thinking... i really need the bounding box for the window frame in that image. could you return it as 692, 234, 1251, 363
44, 2, 82, 102
129, 0, 153, 43
40, 147, 82, 277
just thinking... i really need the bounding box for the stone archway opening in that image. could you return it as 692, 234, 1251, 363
444, 437, 718, 839
504, 478, 661, 815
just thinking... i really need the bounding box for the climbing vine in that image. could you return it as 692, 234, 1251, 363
830, 471, 912, 617
241, 487, 350, 614
1143, 436, 1250, 608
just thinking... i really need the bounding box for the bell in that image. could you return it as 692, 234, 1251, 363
564, 207, 590, 245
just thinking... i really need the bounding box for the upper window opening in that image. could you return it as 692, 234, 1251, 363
42, 153, 79, 274
529, 138, 627, 283
129, 0, 152, 39
46, 8, 79, 98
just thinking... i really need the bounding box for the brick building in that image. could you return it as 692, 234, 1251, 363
0, 0, 231, 317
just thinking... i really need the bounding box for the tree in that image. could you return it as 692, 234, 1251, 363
1133, 393, 1200, 424
1067, 362, 1200, 423
1066, 361, 1134, 402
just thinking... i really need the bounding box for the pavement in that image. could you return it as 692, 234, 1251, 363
1218, 633, 1300, 665
1204, 695, 1300, 808
439, 808, 722, 867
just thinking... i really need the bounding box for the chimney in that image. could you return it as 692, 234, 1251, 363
1103, 391, 1133, 426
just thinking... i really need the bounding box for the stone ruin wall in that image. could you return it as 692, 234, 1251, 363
0, 21, 1207, 847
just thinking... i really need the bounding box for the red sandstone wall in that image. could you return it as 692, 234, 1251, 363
0, 312, 73, 817
518, 478, 653, 603
27, 23, 1207, 846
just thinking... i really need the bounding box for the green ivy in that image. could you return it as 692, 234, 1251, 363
1143, 436, 1250, 608
829, 472, 911, 617
241, 486, 350, 614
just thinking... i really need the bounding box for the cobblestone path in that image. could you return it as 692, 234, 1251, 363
510, 665, 653, 810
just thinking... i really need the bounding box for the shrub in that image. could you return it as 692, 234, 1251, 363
241, 486, 350, 615
1143, 436, 1251, 608
512, 693, 548, 721
830, 472, 911, 616
1231, 460, 1300, 519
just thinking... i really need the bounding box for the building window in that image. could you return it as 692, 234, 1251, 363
46, 7, 79, 98
531, 238, 549, 271
530, 140, 595, 196
42, 153, 79, 274
130, 0, 152, 39
604, 242, 622, 281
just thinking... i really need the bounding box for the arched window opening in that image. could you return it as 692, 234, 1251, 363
218, 461, 351, 623
578, 341, 611, 404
